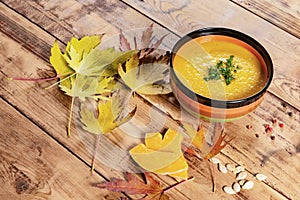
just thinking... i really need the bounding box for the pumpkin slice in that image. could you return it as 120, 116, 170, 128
130, 129, 188, 179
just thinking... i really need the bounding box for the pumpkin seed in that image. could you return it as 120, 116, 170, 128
232, 182, 241, 193
255, 173, 267, 181
218, 163, 228, 173
211, 157, 221, 164
225, 163, 235, 172
242, 180, 254, 190
234, 165, 245, 173
238, 180, 246, 186
223, 186, 236, 194
236, 171, 247, 180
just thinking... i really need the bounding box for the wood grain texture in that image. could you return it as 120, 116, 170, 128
231, 0, 300, 39
0, 99, 125, 199
0, 24, 295, 200
0, 3, 187, 199
0, 0, 299, 199
122, 0, 300, 111
141, 92, 300, 200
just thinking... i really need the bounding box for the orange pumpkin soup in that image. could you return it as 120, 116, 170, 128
173, 35, 266, 100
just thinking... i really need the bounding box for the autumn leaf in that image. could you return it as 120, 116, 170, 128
80, 100, 115, 135
94, 172, 193, 199
119, 30, 131, 51
95, 173, 162, 196
180, 122, 205, 160
204, 124, 232, 160
141, 23, 154, 49
62, 35, 102, 73
181, 122, 232, 160
202, 123, 232, 192
49, 35, 102, 81
111, 83, 136, 125
180, 122, 231, 192
180, 121, 233, 192
130, 129, 188, 180
48, 35, 101, 82
50, 41, 75, 77
59, 74, 114, 136
80, 95, 136, 135
182, 122, 205, 150
119, 24, 168, 58
80, 97, 136, 171
60, 75, 113, 101
118, 53, 171, 95
47, 35, 137, 90
108, 50, 138, 76
48, 35, 138, 136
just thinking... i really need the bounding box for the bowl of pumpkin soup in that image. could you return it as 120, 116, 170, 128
170, 27, 273, 121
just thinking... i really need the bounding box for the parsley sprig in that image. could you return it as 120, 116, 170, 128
204, 55, 241, 85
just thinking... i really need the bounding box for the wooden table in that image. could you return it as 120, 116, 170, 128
0, 0, 299, 199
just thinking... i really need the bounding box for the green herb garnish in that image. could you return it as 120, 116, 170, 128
204, 55, 241, 85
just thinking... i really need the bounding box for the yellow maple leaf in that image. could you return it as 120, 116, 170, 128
64, 35, 102, 68
118, 53, 172, 95
80, 99, 116, 135
49, 41, 74, 77
182, 122, 205, 150
80, 98, 136, 171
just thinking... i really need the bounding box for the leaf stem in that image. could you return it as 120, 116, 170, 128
8, 75, 60, 82
163, 176, 194, 193
209, 160, 216, 192
45, 72, 76, 90
67, 96, 75, 137
91, 134, 101, 172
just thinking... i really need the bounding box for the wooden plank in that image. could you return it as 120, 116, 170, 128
0, 98, 126, 199
90, 95, 290, 200
0, 19, 294, 200
0, 30, 214, 200
0, 0, 299, 199
231, 0, 300, 39
0, 4, 188, 200
4, 0, 298, 110
140, 92, 300, 200
1, 0, 157, 42
122, 0, 300, 111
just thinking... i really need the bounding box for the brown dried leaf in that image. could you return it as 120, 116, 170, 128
141, 23, 154, 49
118, 52, 171, 95
139, 51, 170, 66
94, 173, 193, 199
119, 30, 131, 51
119, 24, 167, 59
94, 172, 162, 195
204, 124, 233, 160
151, 34, 168, 50
143, 193, 170, 200
139, 33, 168, 59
